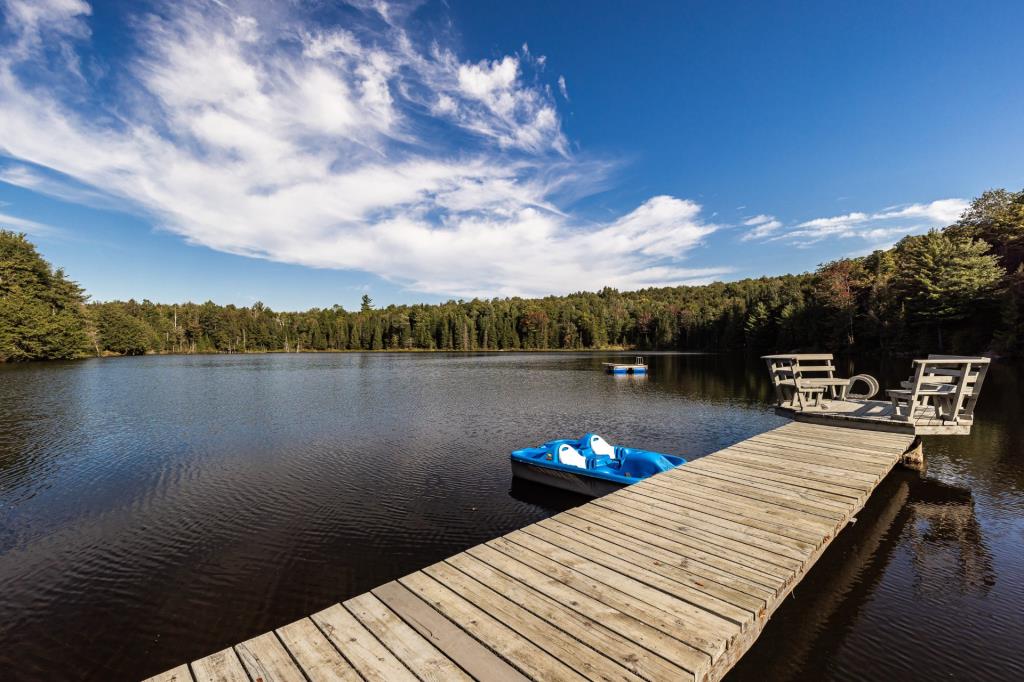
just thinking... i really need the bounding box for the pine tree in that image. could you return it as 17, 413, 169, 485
951, 188, 1024, 273
94, 305, 151, 355
994, 265, 1024, 355
0, 230, 90, 361
893, 230, 1004, 349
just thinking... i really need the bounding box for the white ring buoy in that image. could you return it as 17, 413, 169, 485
847, 374, 879, 399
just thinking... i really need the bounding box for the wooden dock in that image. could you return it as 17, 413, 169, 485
146, 421, 916, 682
776, 397, 971, 435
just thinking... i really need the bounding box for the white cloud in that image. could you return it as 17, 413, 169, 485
1, 0, 90, 60
736, 199, 968, 247
781, 199, 968, 244
740, 214, 782, 241
0, 209, 61, 237
557, 75, 568, 100
0, 0, 726, 298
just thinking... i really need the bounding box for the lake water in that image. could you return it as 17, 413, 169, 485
0, 352, 1022, 681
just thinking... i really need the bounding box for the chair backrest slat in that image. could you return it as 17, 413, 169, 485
910, 356, 990, 422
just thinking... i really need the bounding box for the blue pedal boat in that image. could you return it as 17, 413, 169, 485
510, 433, 686, 497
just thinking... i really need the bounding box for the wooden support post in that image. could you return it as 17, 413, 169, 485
900, 437, 925, 471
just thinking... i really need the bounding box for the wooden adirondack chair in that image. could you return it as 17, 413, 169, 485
887, 356, 990, 423
762, 354, 858, 409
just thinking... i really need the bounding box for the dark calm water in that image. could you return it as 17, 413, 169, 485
0, 352, 1021, 681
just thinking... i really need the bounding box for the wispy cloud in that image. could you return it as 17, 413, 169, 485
0, 209, 61, 237
783, 199, 968, 245
740, 214, 782, 241
738, 199, 968, 248
0, 0, 728, 297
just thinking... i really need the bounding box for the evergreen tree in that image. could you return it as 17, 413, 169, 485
0, 230, 90, 361
951, 188, 1024, 273
893, 230, 1004, 348
95, 305, 151, 355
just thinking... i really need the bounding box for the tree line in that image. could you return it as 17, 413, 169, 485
1, 188, 1022, 362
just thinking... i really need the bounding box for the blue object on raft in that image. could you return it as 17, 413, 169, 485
510, 433, 686, 497
607, 365, 646, 375
602, 358, 647, 375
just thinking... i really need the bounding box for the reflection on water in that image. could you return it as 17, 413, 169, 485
907, 478, 995, 594
729, 469, 1017, 681
0, 353, 1022, 681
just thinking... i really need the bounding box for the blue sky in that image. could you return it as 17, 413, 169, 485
1, 0, 1022, 311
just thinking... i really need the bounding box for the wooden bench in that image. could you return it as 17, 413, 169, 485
887, 356, 990, 423
762, 354, 852, 410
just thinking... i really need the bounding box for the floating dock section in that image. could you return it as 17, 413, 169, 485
146, 421, 915, 682
603, 356, 648, 375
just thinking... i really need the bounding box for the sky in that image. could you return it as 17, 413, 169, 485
0, 0, 1022, 311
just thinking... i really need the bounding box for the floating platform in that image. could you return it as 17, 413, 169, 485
603, 356, 647, 374
145, 420, 916, 682
776, 397, 973, 435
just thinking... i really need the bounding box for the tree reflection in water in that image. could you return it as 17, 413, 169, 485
730, 468, 995, 681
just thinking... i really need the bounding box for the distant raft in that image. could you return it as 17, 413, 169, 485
510, 433, 685, 497
603, 356, 648, 374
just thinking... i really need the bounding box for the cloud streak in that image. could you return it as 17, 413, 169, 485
740, 199, 968, 247
740, 214, 782, 241
0, 0, 729, 297
784, 199, 968, 244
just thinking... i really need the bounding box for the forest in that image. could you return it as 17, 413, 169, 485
1, 188, 1022, 362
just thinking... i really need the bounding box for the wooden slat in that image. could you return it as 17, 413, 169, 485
482, 536, 712, 678
190, 648, 248, 682
446, 552, 690, 681
593, 494, 802, 574
399, 571, 588, 681
344, 592, 470, 681
640, 475, 838, 535
312, 603, 418, 682
715, 449, 879, 489
538, 516, 767, 614
466, 543, 703, 680
779, 419, 912, 442
506, 528, 739, 655
372, 581, 529, 682
236, 631, 305, 682
774, 423, 911, 450
748, 433, 899, 463
686, 458, 866, 503
741, 436, 897, 468
614, 488, 818, 559
663, 466, 848, 519
277, 617, 361, 682
722, 444, 885, 481
422, 559, 644, 681
556, 509, 777, 601
724, 443, 889, 477
566, 505, 785, 591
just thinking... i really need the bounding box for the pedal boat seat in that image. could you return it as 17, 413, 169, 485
556, 443, 587, 468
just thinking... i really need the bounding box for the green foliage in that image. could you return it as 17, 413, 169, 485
892, 230, 1003, 351
950, 188, 1024, 273
0, 230, 90, 361
94, 304, 151, 355
994, 265, 1024, 355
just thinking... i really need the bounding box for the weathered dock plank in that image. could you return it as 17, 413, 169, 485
149, 420, 914, 682
275, 618, 360, 682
